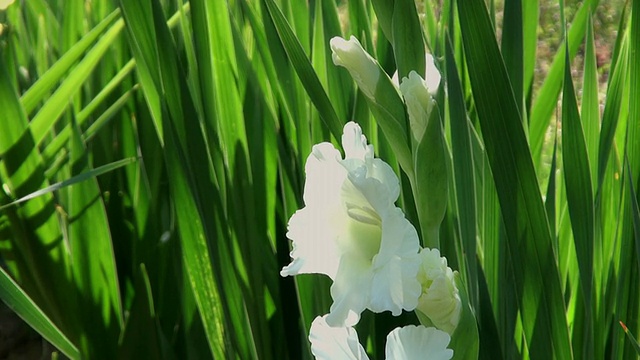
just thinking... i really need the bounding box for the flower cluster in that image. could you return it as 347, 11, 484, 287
280, 36, 461, 359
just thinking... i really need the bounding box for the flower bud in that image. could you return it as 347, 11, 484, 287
400, 71, 434, 142
330, 36, 381, 100
415, 248, 462, 335
392, 53, 441, 93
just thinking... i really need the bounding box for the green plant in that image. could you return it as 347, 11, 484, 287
0, 0, 638, 358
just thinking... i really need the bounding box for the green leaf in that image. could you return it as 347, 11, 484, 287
561, 40, 595, 358
523, 0, 539, 100
628, 0, 640, 182
0, 267, 79, 360
117, 264, 166, 359
66, 118, 123, 356
117, 0, 164, 145
0, 51, 75, 337
597, 34, 628, 191
456, 0, 572, 357
619, 321, 640, 355
391, 0, 425, 80
501, 0, 524, 117
20, 9, 121, 114
626, 154, 640, 299
370, 0, 394, 42
119, 0, 238, 357
445, 36, 478, 309
0, 157, 136, 211
529, 0, 599, 167
581, 13, 600, 188
449, 273, 479, 360
262, 0, 343, 141
413, 107, 448, 249
29, 18, 125, 146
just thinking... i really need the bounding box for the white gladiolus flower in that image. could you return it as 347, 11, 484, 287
309, 315, 453, 360
399, 71, 435, 142
392, 53, 441, 94
281, 122, 422, 327
330, 36, 381, 100
415, 248, 462, 335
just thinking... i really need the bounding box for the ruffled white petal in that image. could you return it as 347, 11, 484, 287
326, 256, 372, 327
385, 325, 453, 360
281, 143, 347, 280
309, 315, 369, 360
369, 208, 422, 315
281, 207, 341, 279
342, 121, 374, 161
415, 248, 462, 335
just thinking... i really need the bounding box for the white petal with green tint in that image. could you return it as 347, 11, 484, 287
400, 71, 436, 142
416, 248, 462, 335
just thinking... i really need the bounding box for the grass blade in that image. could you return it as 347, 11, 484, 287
0, 157, 136, 210
456, 0, 572, 357
20, 9, 120, 114
561, 40, 595, 359
0, 267, 79, 360
529, 0, 599, 166
65, 119, 123, 356
29, 18, 125, 146
446, 35, 478, 310
581, 13, 600, 187
262, 0, 343, 141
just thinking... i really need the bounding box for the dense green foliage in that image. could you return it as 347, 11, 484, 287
0, 0, 639, 358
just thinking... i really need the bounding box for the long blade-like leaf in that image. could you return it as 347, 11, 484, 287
0, 267, 79, 360
456, 0, 572, 357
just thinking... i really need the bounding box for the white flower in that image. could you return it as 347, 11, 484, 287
309, 315, 453, 360
309, 315, 369, 360
392, 53, 441, 94
399, 71, 435, 142
281, 122, 422, 327
330, 36, 381, 100
415, 248, 462, 335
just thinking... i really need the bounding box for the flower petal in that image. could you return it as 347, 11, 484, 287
326, 255, 372, 327
342, 121, 374, 161
369, 208, 422, 314
309, 315, 369, 360
424, 53, 441, 94
281, 143, 346, 279
385, 326, 453, 360
400, 71, 434, 142
303, 142, 347, 207
280, 207, 341, 279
